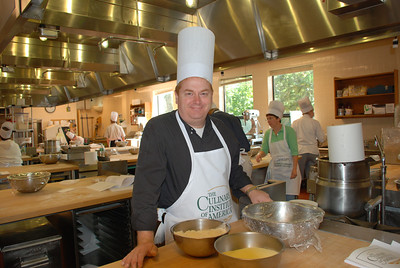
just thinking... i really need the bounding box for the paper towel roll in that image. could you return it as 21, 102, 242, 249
84, 151, 98, 165
327, 123, 365, 163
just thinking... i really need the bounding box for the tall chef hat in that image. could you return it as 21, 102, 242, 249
0, 121, 13, 139
177, 27, 215, 85
298, 96, 313, 113
111, 111, 118, 122
267, 101, 285, 119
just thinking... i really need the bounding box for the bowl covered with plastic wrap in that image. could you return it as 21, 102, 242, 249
242, 202, 324, 251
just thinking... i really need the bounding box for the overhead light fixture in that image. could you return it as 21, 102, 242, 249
39, 24, 59, 40
186, 0, 198, 8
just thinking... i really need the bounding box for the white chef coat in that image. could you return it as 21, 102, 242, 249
155, 111, 239, 244
104, 123, 125, 141
292, 114, 325, 155
0, 140, 22, 167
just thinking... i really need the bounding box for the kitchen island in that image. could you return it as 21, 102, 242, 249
100, 219, 399, 268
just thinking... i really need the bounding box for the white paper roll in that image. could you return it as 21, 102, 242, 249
177, 27, 215, 84
327, 123, 365, 163
84, 151, 98, 165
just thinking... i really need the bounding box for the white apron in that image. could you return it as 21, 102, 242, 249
155, 112, 239, 244
265, 125, 301, 196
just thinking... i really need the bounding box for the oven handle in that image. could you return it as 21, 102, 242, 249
20, 254, 49, 267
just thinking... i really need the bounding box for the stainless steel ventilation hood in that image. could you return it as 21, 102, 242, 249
0, 0, 399, 107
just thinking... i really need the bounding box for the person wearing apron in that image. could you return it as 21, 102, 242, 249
255, 101, 301, 201
122, 26, 272, 268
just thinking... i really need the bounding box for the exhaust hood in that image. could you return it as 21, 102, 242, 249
0, 0, 399, 107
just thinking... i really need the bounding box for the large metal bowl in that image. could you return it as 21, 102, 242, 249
7, 172, 51, 193
214, 232, 284, 268
242, 202, 325, 247
39, 153, 61, 164
170, 218, 230, 257
129, 147, 139, 155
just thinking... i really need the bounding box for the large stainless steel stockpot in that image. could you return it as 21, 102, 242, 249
315, 157, 371, 218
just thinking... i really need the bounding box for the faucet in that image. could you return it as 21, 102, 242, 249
374, 135, 386, 225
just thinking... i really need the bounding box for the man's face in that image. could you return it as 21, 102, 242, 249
175, 77, 213, 128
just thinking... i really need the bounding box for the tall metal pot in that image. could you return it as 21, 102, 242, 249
44, 140, 61, 154
315, 157, 371, 218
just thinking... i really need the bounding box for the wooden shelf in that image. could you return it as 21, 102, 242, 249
336, 113, 394, 119
334, 70, 398, 119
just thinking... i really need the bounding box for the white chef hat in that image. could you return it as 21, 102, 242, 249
0, 121, 13, 139
267, 101, 285, 119
298, 96, 313, 113
111, 111, 118, 122
177, 27, 215, 85
66, 131, 75, 140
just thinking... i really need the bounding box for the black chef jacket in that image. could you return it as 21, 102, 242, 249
131, 110, 252, 231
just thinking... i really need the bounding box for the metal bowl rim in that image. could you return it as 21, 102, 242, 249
242, 202, 325, 224
214, 231, 285, 258
170, 218, 231, 239
8, 171, 52, 180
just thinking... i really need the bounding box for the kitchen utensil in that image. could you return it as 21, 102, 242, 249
129, 147, 139, 155
7, 172, 51, 193
116, 141, 128, 147
242, 202, 324, 248
395, 179, 400, 191
214, 232, 284, 268
170, 218, 230, 257
39, 153, 61, 164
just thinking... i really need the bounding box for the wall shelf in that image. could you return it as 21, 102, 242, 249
334, 70, 398, 118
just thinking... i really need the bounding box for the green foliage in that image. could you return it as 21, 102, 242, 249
274, 70, 314, 113
224, 81, 254, 116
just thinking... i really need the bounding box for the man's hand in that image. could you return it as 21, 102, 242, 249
121, 231, 158, 268
248, 189, 273, 203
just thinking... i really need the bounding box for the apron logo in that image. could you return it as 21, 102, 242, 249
197, 188, 233, 219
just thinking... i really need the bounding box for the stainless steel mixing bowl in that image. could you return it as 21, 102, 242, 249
170, 218, 230, 257
39, 153, 61, 164
214, 232, 284, 268
7, 172, 51, 193
242, 202, 325, 247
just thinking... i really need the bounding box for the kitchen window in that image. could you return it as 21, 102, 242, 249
153, 90, 175, 116
220, 75, 254, 116
271, 66, 314, 124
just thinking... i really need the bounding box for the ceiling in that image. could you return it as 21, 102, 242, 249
0, 0, 399, 107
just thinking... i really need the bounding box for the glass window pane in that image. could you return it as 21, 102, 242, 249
224, 80, 254, 116
156, 91, 174, 115
273, 70, 314, 114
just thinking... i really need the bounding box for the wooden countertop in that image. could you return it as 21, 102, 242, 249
107, 153, 269, 169
109, 153, 138, 164
0, 176, 132, 224
0, 162, 79, 179
100, 220, 369, 268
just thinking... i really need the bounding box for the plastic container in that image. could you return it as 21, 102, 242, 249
15, 113, 28, 130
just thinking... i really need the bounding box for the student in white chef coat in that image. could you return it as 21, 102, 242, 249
122, 27, 272, 268
255, 100, 301, 201
0, 121, 22, 167
292, 96, 325, 186
65, 131, 84, 146
104, 111, 126, 147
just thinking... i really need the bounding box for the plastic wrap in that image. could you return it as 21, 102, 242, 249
242, 202, 325, 252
